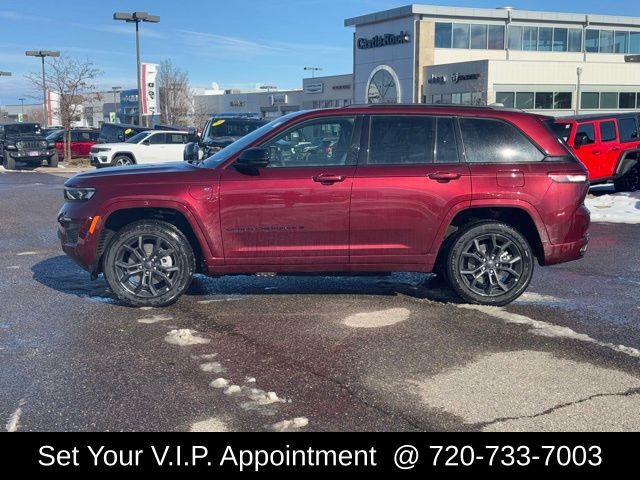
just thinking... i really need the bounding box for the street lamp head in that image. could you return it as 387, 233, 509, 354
0, 71, 11, 76
113, 12, 134, 21
114, 11, 160, 23
25, 50, 60, 57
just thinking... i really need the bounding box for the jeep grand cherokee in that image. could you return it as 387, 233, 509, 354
58, 105, 590, 307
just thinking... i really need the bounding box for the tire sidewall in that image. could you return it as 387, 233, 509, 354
112, 155, 133, 167
103, 221, 195, 307
446, 222, 534, 306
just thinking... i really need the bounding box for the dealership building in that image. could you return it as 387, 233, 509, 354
345, 4, 640, 115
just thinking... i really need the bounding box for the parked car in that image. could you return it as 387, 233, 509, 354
41, 126, 64, 137
46, 129, 99, 160
59, 105, 590, 307
184, 117, 267, 161
97, 123, 148, 144
1, 122, 57, 169
90, 130, 193, 167
551, 113, 640, 191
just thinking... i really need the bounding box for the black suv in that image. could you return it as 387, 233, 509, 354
97, 123, 148, 144
184, 117, 267, 161
0, 122, 57, 170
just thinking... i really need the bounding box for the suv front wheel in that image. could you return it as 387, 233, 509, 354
103, 220, 195, 307
614, 163, 639, 192
445, 222, 534, 306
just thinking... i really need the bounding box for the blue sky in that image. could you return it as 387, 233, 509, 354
0, 0, 636, 105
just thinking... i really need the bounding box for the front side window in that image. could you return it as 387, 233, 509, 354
147, 133, 167, 144
368, 116, 434, 165
459, 118, 544, 163
618, 118, 639, 142
599, 121, 617, 142
263, 117, 355, 168
576, 123, 596, 144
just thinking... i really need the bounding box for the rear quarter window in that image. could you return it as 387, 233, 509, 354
459, 117, 545, 163
618, 117, 639, 142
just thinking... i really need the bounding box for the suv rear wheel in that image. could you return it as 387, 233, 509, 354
614, 163, 640, 192
103, 220, 195, 307
445, 222, 534, 306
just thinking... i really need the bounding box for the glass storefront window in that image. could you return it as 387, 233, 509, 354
488, 25, 505, 49
554, 92, 572, 109
535, 92, 553, 109
568, 28, 582, 52
600, 92, 618, 109
599, 30, 615, 53
614, 31, 628, 53
432, 94, 442, 104
452, 93, 461, 104
629, 32, 640, 54
585, 29, 599, 52
538, 27, 553, 51
496, 92, 515, 108
461, 92, 472, 105
515, 92, 534, 109
452, 24, 470, 48
619, 92, 636, 109
552, 28, 568, 51
470, 24, 487, 49
435, 23, 452, 48
523, 27, 537, 50
581, 92, 599, 109
508, 26, 523, 50
442, 93, 452, 104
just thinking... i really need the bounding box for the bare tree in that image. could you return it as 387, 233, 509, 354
26, 107, 45, 125
190, 94, 211, 131
158, 59, 191, 126
26, 56, 101, 160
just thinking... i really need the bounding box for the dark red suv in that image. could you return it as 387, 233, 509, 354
58, 105, 590, 307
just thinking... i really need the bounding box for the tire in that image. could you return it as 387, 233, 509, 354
111, 155, 134, 167
2, 149, 15, 170
445, 221, 534, 306
614, 163, 640, 192
103, 220, 196, 307
47, 152, 59, 167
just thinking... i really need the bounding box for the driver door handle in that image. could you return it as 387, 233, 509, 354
312, 174, 346, 184
428, 172, 462, 182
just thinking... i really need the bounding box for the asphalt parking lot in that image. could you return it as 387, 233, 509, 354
1, 168, 639, 432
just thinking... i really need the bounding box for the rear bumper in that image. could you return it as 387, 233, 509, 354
543, 235, 589, 265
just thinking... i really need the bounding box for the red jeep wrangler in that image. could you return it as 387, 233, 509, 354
58, 105, 590, 307
552, 113, 640, 191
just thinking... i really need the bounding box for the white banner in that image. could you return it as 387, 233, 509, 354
46, 90, 60, 126
141, 63, 158, 116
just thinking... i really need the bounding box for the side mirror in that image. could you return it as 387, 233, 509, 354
142, 139, 150, 145
235, 147, 270, 169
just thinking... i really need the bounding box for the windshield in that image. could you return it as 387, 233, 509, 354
46, 130, 64, 141
5, 123, 41, 136
205, 119, 266, 139
547, 121, 573, 142
201, 111, 306, 168
126, 131, 151, 144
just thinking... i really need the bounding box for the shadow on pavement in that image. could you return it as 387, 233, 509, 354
31, 255, 461, 305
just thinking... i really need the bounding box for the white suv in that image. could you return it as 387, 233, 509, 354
90, 130, 190, 167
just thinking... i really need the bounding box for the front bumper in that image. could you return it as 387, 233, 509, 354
57, 205, 103, 275
9, 149, 55, 162
90, 154, 112, 167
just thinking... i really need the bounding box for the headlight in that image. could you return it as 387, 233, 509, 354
5, 144, 17, 151
64, 187, 96, 201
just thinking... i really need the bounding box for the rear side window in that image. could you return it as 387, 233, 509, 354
617, 118, 638, 142
576, 123, 596, 144
459, 118, 544, 163
369, 116, 434, 165
599, 121, 617, 142
148, 133, 166, 144
435, 117, 459, 163
168, 133, 188, 144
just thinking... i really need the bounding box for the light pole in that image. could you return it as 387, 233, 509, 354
18, 98, 25, 117
575, 66, 583, 116
259, 85, 278, 92
113, 11, 160, 126
112, 86, 121, 122
304, 66, 322, 78
25, 50, 60, 127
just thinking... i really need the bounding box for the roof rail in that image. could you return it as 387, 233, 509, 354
344, 103, 511, 110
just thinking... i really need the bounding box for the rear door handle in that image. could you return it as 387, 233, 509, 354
312, 174, 346, 184
428, 172, 462, 182
611, 147, 620, 151
592, 150, 601, 155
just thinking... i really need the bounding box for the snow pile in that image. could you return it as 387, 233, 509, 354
190, 417, 229, 432
137, 314, 173, 324
164, 329, 210, 346
585, 191, 640, 224
271, 417, 309, 432
343, 307, 410, 328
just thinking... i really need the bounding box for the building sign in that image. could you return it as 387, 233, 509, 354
270, 94, 288, 105
427, 73, 481, 85
332, 84, 351, 90
305, 83, 324, 94
357, 32, 410, 49
230, 100, 246, 107
140, 63, 158, 116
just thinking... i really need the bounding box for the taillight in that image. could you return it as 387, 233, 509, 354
548, 173, 588, 183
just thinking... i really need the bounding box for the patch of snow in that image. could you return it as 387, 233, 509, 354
164, 329, 210, 346
343, 307, 410, 328
224, 385, 242, 395
189, 417, 228, 432
139, 306, 154, 310
585, 191, 640, 224
210, 378, 229, 389
458, 304, 640, 358
197, 296, 246, 304
137, 314, 173, 324
200, 362, 225, 373
270, 417, 309, 432
83, 295, 119, 305
193, 353, 217, 360
6, 266, 20, 269
514, 292, 562, 304
244, 376, 256, 383
16, 251, 39, 256
6, 399, 26, 432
